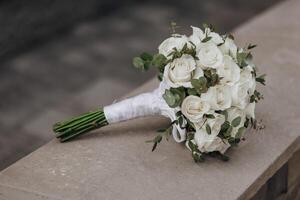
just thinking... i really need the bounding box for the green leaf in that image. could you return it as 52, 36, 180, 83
202, 23, 215, 32
157, 72, 163, 81
143, 60, 151, 70
231, 117, 241, 127
133, 57, 145, 70
178, 116, 185, 129
237, 52, 249, 68
140, 52, 153, 61
186, 132, 195, 141
188, 140, 197, 152
220, 121, 230, 132
247, 44, 257, 50
236, 127, 246, 139
152, 54, 167, 69
162, 87, 185, 108
152, 142, 158, 152
219, 154, 230, 161
186, 119, 196, 131
206, 124, 211, 135
175, 111, 182, 117
216, 110, 228, 120
191, 77, 208, 94
162, 90, 177, 107
205, 114, 215, 119
152, 135, 163, 151
228, 137, 238, 146
171, 87, 186, 106
201, 36, 212, 43
256, 74, 266, 85
250, 90, 264, 103
202, 23, 209, 29
244, 118, 250, 128
187, 88, 198, 96
154, 135, 162, 143
204, 68, 220, 87
224, 125, 233, 137
165, 127, 172, 141
192, 152, 205, 163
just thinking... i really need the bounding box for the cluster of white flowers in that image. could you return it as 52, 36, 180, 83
157, 25, 262, 159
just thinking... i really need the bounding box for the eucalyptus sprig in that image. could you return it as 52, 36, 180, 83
146, 122, 174, 152
133, 52, 167, 71
167, 43, 198, 61
162, 87, 186, 108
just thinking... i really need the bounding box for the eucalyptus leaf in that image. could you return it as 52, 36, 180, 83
162, 90, 177, 107
191, 77, 208, 94
162, 87, 185, 108
232, 116, 241, 127
247, 43, 257, 50
219, 153, 230, 161
256, 74, 266, 85
236, 127, 246, 139
133, 57, 145, 70
204, 68, 219, 87
201, 36, 212, 43
237, 52, 249, 68
187, 88, 198, 96
205, 114, 215, 119
220, 121, 230, 132
140, 52, 153, 61
152, 54, 167, 69
193, 152, 205, 163
206, 124, 212, 135
224, 125, 233, 137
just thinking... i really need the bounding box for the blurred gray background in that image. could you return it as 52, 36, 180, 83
0, 0, 283, 170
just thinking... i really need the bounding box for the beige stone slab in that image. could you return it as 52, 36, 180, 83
1, 0, 300, 199
22, 78, 133, 140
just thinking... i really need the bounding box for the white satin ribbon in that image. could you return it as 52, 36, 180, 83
103, 82, 186, 142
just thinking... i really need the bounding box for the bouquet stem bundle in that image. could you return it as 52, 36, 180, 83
53, 109, 108, 142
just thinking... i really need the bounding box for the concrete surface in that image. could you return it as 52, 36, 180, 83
0, 0, 300, 199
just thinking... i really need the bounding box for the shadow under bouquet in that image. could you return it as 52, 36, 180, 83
53, 24, 265, 162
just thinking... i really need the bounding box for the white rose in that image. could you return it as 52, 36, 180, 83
195, 113, 225, 135
240, 66, 256, 93
219, 37, 238, 59
163, 54, 203, 88
181, 95, 210, 123
231, 66, 256, 109
204, 28, 224, 45
245, 102, 255, 119
217, 55, 240, 86
189, 26, 204, 49
197, 42, 224, 69
227, 107, 246, 137
194, 129, 230, 153
158, 35, 189, 58
189, 26, 223, 49
201, 85, 232, 110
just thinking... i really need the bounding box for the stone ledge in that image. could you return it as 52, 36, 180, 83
1, 0, 300, 199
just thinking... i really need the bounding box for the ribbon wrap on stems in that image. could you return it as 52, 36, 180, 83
104, 82, 186, 142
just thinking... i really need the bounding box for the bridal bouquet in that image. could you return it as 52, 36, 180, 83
53, 24, 265, 162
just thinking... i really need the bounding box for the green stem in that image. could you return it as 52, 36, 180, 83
53, 111, 101, 131
55, 112, 102, 134
53, 109, 108, 142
